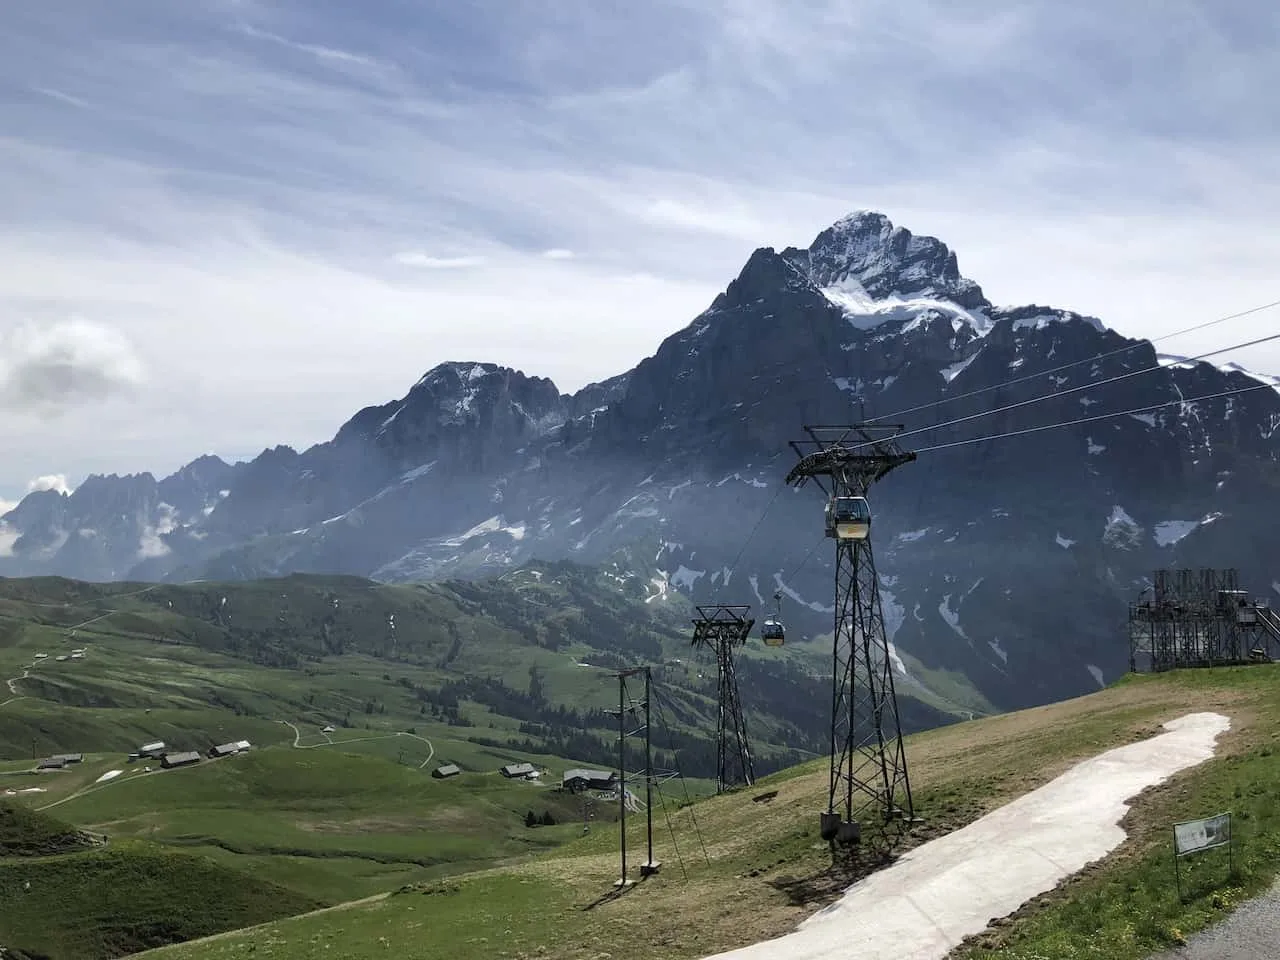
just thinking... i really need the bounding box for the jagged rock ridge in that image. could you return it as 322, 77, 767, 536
3, 210, 1278, 713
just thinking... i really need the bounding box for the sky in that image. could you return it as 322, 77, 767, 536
2, 0, 1279, 508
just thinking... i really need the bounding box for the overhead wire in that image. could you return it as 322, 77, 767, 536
705, 297, 1280, 606
913, 380, 1276, 455
867, 297, 1280, 424
858, 329, 1280, 450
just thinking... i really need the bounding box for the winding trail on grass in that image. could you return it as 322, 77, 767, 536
3, 583, 166, 708
704, 711, 1231, 960
277, 720, 435, 769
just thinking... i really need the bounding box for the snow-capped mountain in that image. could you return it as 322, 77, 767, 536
4, 210, 1278, 713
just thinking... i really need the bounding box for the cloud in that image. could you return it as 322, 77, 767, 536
0, 0, 1278, 492
30, 86, 89, 109
0, 319, 144, 416
392, 252, 488, 269
27, 474, 72, 495
542, 248, 575, 260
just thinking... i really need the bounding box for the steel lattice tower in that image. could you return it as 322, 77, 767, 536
691, 605, 756, 793
786, 424, 918, 853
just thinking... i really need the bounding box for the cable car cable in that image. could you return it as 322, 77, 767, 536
856, 328, 1280, 451
912, 380, 1276, 455
866, 297, 1280, 425
706, 301, 1279, 608
712, 482, 788, 603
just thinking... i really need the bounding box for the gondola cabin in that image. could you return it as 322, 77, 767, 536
825, 496, 871, 540
761, 618, 786, 647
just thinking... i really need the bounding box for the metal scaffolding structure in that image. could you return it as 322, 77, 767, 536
1128, 568, 1280, 672
785, 424, 919, 855
691, 605, 756, 793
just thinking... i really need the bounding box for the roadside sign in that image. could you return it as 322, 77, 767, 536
1172, 812, 1232, 899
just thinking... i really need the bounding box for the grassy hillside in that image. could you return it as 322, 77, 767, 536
0, 562, 966, 958
136, 665, 1280, 960
0, 562, 963, 779
0, 800, 320, 960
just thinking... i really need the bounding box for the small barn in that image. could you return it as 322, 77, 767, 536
36, 757, 66, 771
208, 742, 242, 758
562, 768, 616, 793
139, 741, 166, 758
500, 762, 537, 779
160, 751, 201, 769
52, 753, 83, 765
432, 763, 461, 780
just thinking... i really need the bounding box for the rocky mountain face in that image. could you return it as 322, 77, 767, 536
4, 210, 1278, 714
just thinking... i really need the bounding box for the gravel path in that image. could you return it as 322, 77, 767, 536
1150, 879, 1280, 960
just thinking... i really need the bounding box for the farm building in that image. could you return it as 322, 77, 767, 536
562, 768, 616, 793
500, 762, 537, 779
138, 741, 166, 758
234, 740, 251, 751
52, 753, 83, 764
432, 763, 461, 779
36, 757, 66, 771
160, 751, 201, 769
208, 742, 243, 758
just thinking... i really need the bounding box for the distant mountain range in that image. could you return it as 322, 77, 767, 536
4, 210, 1279, 714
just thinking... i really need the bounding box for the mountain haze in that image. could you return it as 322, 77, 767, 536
5, 210, 1279, 713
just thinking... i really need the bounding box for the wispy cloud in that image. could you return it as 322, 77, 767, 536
0, 0, 1278, 497
393, 252, 487, 269
30, 86, 89, 109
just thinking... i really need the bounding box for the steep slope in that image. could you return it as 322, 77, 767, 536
3, 211, 1278, 714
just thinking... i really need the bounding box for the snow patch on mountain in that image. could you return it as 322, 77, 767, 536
401, 461, 438, 483
1055, 533, 1075, 549
671, 565, 706, 591
938, 595, 969, 641
645, 570, 670, 604
441, 515, 528, 547
941, 352, 980, 383
821, 276, 993, 336
774, 573, 834, 613
716, 472, 769, 489
1159, 354, 1280, 392
1087, 438, 1105, 455
1086, 664, 1105, 689
1154, 520, 1199, 547
988, 637, 1008, 665
1103, 505, 1144, 550
898, 528, 929, 543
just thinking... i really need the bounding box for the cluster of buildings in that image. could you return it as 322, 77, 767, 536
125, 739, 253, 769
429, 762, 617, 793
35, 753, 83, 771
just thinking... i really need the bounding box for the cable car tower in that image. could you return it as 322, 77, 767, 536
785, 423, 918, 854
691, 605, 756, 793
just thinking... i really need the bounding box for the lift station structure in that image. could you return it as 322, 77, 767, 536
786, 423, 918, 853
1129, 568, 1280, 672
691, 604, 757, 793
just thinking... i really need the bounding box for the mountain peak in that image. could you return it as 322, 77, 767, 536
784, 210, 989, 311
